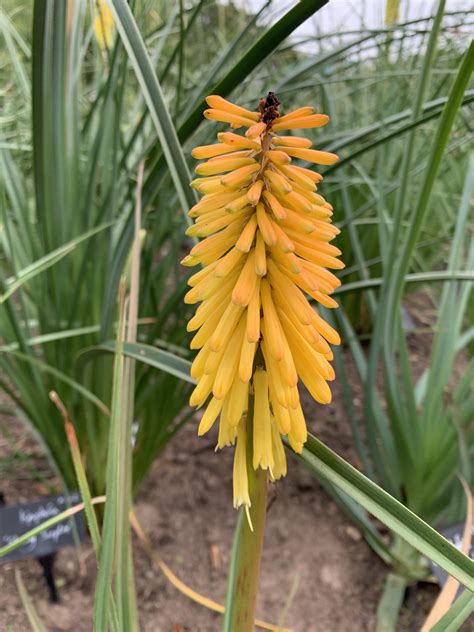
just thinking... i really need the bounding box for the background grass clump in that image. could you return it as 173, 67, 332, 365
0, 1, 472, 630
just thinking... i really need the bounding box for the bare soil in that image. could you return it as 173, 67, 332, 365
0, 296, 456, 632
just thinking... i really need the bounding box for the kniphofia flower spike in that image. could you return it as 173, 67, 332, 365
183, 93, 343, 509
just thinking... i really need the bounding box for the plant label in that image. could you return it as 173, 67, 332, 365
0, 493, 85, 563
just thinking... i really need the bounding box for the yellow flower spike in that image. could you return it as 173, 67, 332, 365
93, 0, 115, 50
184, 92, 343, 509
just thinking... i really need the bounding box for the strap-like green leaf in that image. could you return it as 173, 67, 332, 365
292, 433, 474, 589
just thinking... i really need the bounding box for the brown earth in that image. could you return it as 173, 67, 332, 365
0, 295, 459, 632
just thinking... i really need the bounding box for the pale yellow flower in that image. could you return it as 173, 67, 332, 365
93, 0, 115, 50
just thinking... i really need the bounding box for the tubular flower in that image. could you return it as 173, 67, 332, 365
183, 92, 343, 509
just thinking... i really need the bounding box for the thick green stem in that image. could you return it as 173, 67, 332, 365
223, 394, 268, 632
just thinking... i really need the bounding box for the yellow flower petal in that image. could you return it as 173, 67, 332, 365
210, 302, 244, 352
220, 163, 260, 188
213, 318, 246, 399
204, 108, 256, 128
198, 397, 223, 435
247, 180, 264, 205
264, 169, 292, 194
246, 278, 261, 343
195, 156, 256, 176
271, 114, 329, 132
206, 95, 260, 121
217, 402, 237, 448
274, 107, 314, 123
225, 194, 252, 213
235, 215, 258, 253
233, 421, 251, 508
279, 147, 338, 165
288, 403, 307, 443
256, 202, 277, 246
214, 246, 245, 277
232, 250, 258, 307
246, 122, 267, 139
239, 337, 257, 382
277, 163, 316, 190
254, 232, 267, 276
253, 368, 274, 470
267, 149, 291, 165
262, 190, 288, 220
227, 374, 249, 426
260, 279, 284, 361
269, 420, 287, 479
218, 131, 261, 150
189, 372, 214, 407
190, 176, 227, 194
192, 143, 241, 159
272, 135, 313, 149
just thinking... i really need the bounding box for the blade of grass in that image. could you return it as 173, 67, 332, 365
108, 0, 195, 217
77, 341, 194, 384
421, 477, 473, 630
1, 220, 119, 303
293, 433, 474, 589
430, 589, 474, 632
15, 570, 47, 632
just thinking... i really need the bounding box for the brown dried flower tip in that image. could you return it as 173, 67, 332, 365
259, 91, 281, 125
